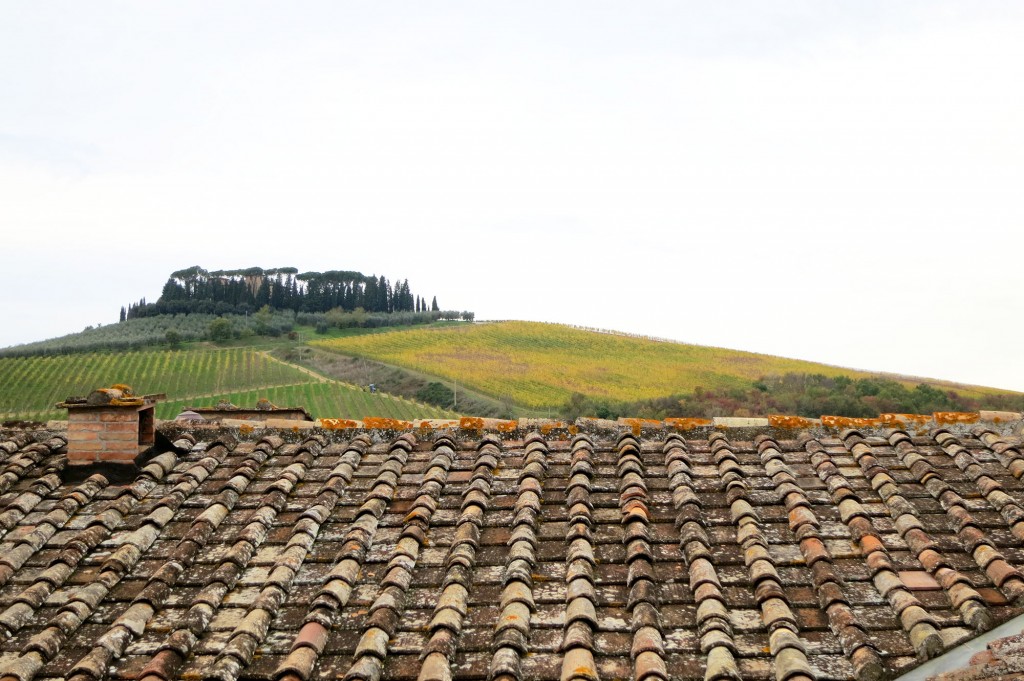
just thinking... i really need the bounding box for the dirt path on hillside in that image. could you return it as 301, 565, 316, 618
260, 351, 452, 415
260, 351, 329, 382
260, 351, 406, 395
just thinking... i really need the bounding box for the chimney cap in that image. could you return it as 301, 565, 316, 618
57, 384, 159, 410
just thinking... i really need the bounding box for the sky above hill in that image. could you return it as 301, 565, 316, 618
2, 2, 1024, 391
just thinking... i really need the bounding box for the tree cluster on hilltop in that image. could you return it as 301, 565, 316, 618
122, 266, 442, 319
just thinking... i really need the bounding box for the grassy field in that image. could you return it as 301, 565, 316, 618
0, 348, 454, 422
313, 321, 1009, 409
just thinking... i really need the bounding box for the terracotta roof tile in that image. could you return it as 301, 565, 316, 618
3, 417, 1024, 679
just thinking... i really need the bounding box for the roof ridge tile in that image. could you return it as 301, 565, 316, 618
714, 433, 815, 680
417, 438, 501, 681
804, 437, 944, 661
342, 437, 452, 681
759, 435, 884, 681
560, 436, 600, 681
664, 436, 741, 678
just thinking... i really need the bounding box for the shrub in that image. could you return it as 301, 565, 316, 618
208, 318, 234, 343
416, 381, 455, 408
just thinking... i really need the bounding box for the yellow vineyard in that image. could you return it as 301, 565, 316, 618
312, 321, 990, 409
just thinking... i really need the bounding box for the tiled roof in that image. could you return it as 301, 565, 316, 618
927, 628, 1024, 680
1, 417, 1024, 681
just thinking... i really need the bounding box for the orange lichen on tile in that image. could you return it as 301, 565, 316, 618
934, 412, 980, 425
768, 415, 815, 429
664, 418, 711, 431
821, 415, 883, 428
621, 418, 662, 430
363, 417, 412, 430
460, 417, 485, 431
620, 418, 662, 436
880, 413, 932, 425
94, 385, 146, 407
238, 423, 254, 435
567, 424, 579, 435
494, 419, 518, 433
412, 419, 459, 434
318, 418, 360, 430
539, 421, 565, 435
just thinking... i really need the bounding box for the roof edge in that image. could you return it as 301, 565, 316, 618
17, 410, 1022, 442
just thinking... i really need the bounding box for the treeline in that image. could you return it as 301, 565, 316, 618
561, 373, 1024, 420
298, 309, 474, 334
123, 265, 445, 319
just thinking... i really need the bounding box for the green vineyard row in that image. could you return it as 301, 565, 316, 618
157, 382, 455, 421
0, 349, 454, 422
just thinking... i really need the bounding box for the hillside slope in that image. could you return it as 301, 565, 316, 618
313, 320, 1017, 410
0, 348, 455, 422
5, 318, 1021, 422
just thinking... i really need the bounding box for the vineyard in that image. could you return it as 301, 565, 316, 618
0, 312, 296, 357
6, 319, 1019, 423
313, 321, 1008, 409
0, 348, 453, 422
157, 382, 453, 421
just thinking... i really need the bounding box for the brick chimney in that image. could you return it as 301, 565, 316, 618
58, 385, 160, 467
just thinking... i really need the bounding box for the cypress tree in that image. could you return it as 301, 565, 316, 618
400, 279, 412, 311
363, 277, 377, 311
270, 274, 285, 308
380, 276, 391, 313
431, 296, 439, 312
255, 279, 271, 307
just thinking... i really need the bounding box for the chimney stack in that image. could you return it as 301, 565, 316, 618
58, 385, 160, 468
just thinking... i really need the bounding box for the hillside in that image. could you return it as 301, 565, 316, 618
5, 317, 1024, 423
0, 348, 455, 422
312, 320, 1024, 415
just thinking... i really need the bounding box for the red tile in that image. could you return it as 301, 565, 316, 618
898, 570, 941, 591
978, 587, 1010, 606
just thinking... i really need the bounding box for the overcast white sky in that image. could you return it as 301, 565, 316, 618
2, 2, 1023, 390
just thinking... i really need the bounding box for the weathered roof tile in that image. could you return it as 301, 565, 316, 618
1, 417, 1024, 680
